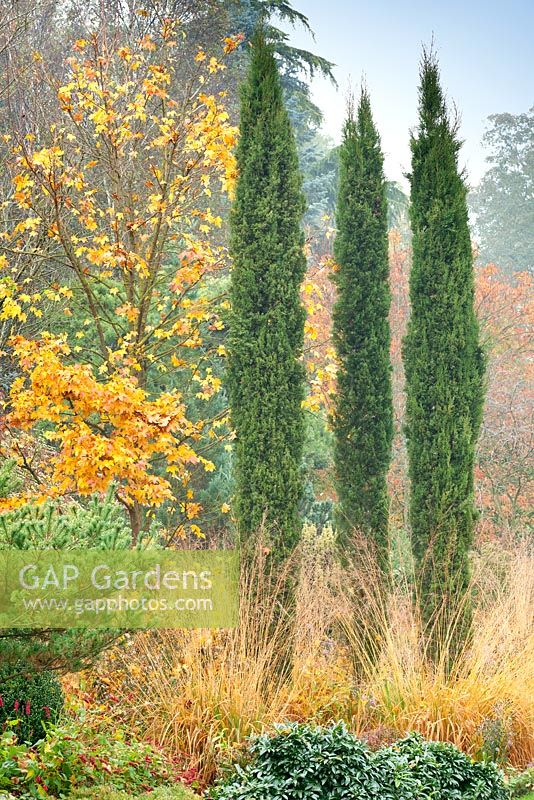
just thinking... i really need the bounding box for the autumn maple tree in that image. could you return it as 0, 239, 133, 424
0, 24, 240, 542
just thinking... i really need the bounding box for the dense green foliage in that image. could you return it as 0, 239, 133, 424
227, 31, 307, 555
228, 1, 337, 232
211, 722, 508, 800
0, 625, 117, 678
0, 665, 63, 744
403, 53, 486, 655
0, 491, 132, 554
0, 460, 122, 672
332, 91, 393, 573
471, 107, 534, 274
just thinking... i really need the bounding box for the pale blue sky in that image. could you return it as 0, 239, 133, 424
280, 0, 534, 186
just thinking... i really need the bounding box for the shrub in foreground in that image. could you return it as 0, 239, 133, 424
507, 767, 534, 797
0, 717, 184, 798
0, 664, 63, 744
210, 722, 508, 800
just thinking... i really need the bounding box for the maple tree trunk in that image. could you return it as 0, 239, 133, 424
127, 502, 143, 547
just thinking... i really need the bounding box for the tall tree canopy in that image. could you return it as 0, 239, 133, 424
332, 89, 393, 574
227, 31, 307, 555
471, 107, 534, 275
403, 52, 486, 658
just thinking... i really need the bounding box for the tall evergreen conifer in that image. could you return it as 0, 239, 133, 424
332, 90, 393, 575
403, 52, 485, 657
227, 31, 307, 556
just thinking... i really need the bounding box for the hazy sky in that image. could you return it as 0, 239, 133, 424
280, 0, 534, 187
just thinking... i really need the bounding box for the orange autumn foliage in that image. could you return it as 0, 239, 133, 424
301, 229, 337, 413
475, 264, 533, 538
0, 25, 239, 537
7, 334, 211, 507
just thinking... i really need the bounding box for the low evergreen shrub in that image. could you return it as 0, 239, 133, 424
210, 722, 509, 800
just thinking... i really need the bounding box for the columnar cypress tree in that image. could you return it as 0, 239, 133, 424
403, 52, 485, 656
227, 31, 307, 557
332, 90, 393, 575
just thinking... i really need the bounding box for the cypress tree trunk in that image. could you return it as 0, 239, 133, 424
332, 90, 393, 577
403, 52, 485, 662
227, 31, 307, 558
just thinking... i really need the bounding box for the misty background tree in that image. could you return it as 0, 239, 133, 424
470, 107, 534, 275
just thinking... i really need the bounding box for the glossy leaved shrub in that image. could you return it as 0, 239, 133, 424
211, 723, 508, 800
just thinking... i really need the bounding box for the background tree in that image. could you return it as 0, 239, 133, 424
475, 264, 533, 540
403, 52, 485, 660
227, 30, 306, 556
332, 89, 393, 575
470, 107, 534, 275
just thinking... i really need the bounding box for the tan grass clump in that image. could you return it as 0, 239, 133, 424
79, 533, 534, 784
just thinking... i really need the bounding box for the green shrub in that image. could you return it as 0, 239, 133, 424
0, 664, 63, 744
210, 722, 509, 800
381, 734, 509, 800
211, 722, 372, 800
507, 767, 534, 797
0, 460, 127, 674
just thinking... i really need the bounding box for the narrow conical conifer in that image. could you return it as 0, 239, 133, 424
403, 52, 485, 659
332, 89, 393, 576
227, 31, 307, 557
